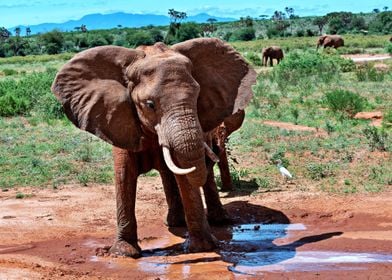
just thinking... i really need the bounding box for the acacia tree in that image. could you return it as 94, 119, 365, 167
14, 27, 21, 37
166, 9, 187, 43
313, 16, 328, 35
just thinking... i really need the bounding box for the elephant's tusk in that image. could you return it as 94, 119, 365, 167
162, 146, 196, 175
203, 142, 220, 163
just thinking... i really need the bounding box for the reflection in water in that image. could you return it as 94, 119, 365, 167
92, 223, 392, 278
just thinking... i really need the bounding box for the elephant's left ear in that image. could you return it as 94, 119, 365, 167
172, 38, 257, 132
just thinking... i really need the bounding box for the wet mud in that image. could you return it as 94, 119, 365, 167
1, 179, 391, 279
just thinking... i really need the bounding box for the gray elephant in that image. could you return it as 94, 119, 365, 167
262, 46, 284, 66
316, 34, 344, 49
51, 38, 256, 258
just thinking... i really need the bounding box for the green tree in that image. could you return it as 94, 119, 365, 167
175, 22, 201, 42
369, 11, 392, 33
14, 27, 21, 37
39, 30, 64, 54
313, 16, 328, 35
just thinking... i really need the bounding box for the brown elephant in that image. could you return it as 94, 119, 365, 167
209, 110, 245, 192
51, 38, 256, 258
262, 46, 284, 66
316, 34, 344, 49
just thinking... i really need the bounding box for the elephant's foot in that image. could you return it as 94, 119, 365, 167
109, 240, 141, 258
165, 209, 186, 227
208, 209, 232, 226
186, 234, 217, 253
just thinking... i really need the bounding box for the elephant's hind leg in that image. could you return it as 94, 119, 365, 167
160, 168, 186, 227
203, 162, 231, 225
110, 147, 141, 258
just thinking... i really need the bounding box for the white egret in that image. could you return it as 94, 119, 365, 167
276, 159, 293, 180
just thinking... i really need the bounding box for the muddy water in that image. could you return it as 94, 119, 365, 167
87, 223, 392, 278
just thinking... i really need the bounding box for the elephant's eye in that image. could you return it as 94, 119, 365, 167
145, 100, 155, 110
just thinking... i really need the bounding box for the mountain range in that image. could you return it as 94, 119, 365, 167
9, 12, 236, 35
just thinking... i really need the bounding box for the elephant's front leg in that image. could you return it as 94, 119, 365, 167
175, 176, 216, 252
109, 147, 141, 258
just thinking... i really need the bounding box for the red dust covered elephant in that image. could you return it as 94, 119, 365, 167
51, 38, 256, 258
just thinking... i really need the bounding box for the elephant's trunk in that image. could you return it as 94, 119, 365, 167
157, 109, 207, 187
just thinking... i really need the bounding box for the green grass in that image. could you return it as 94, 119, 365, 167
0, 41, 391, 193
0, 118, 113, 189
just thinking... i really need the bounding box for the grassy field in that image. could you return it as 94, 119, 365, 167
0, 35, 391, 194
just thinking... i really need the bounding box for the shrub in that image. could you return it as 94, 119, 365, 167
230, 27, 255, 41
2, 69, 18, 76
363, 126, 390, 151
324, 89, 366, 118
244, 52, 262, 66
306, 162, 336, 180
382, 110, 392, 128
385, 43, 392, 54
272, 51, 341, 89
355, 63, 385, 82
0, 69, 61, 118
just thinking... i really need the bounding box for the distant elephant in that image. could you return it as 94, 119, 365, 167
51, 38, 256, 258
316, 34, 344, 49
262, 46, 284, 66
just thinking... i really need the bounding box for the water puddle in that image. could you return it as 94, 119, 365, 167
89, 223, 392, 277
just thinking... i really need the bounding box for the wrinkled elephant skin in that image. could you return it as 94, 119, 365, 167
51, 38, 256, 257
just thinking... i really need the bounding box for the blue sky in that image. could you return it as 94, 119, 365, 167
1, 0, 390, 27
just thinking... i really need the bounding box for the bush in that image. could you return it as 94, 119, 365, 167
355, 63, 385, 82
127, 31, 154, 47
0, 69, 61, 118
244, 52, 262, 66
363, 126, 390, 151
382, 110, 392, 128
230, 27, 255, 41
386, 43, 392, 54
306, 162, 336, 180
2, 69, 18, 76
324, 89, 366, 118
272, 51, 341, 89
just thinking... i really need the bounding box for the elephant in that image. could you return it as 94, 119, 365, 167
51, 38, 256, 258
262, 46, 284, 66
209, 110, 245, 192
316, 34, 344, 49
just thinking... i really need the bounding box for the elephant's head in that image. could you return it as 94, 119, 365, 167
316, 35, 327, 50
52, 38, 256, 187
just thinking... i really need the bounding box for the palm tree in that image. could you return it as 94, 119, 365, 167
26, 27, 31, 36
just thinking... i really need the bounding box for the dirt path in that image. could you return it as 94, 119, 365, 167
1, 179, 391, 279
342, 53, 391, 63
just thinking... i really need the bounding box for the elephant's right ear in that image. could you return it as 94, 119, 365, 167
51, 46, 145, 150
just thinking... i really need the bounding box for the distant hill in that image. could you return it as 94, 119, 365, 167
9, 12, 236, 35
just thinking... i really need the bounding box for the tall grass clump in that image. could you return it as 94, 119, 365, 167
271, 51, 346, 90
386, 43, 392, 54
355, 63, 386, 82
0, 68, 63, 119
323, 89, 366, 118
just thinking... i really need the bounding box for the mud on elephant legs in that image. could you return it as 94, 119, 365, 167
109, 148, 141, 258
175, 176, 217, 252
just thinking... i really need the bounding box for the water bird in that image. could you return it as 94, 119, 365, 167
276, 159, 293, 180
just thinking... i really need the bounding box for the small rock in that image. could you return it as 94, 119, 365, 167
253, 225, 260, 231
